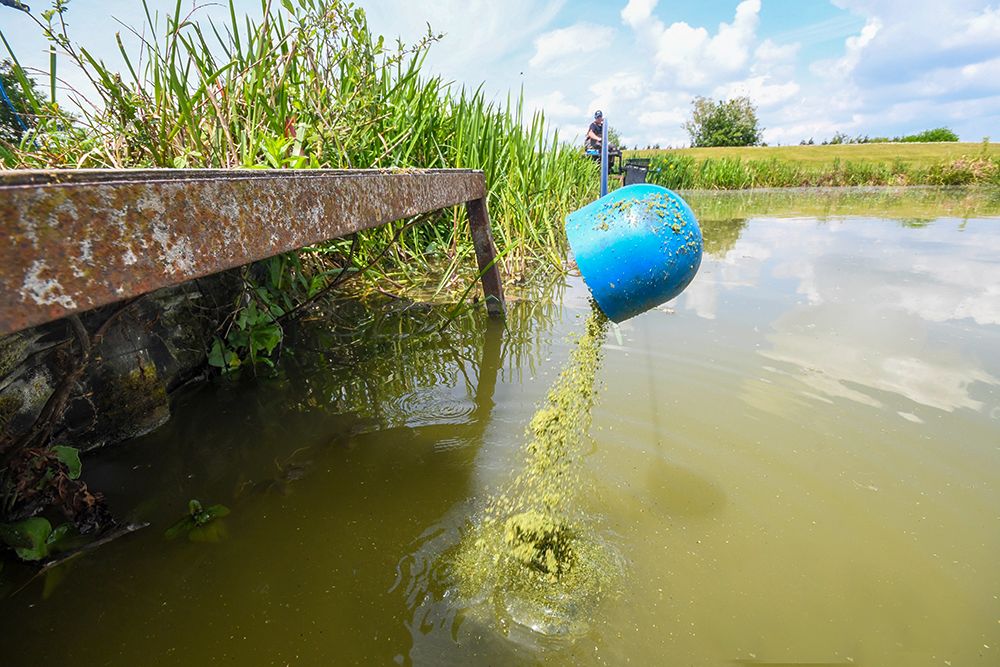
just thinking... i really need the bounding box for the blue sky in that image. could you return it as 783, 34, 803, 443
2, 1, 999, 147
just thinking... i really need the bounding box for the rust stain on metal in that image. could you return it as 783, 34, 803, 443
0, 169, 492, 334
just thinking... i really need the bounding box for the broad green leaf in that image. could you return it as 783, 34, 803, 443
47, 522, 73, 546
188, 520, 228, 543
207, 339, 226, 368
52, 446, 82, 480
0, 517, 53, 561
42, 561, 72, 600
164, 516, 195, 541
192, 503, 230, 527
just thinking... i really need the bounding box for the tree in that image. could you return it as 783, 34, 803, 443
606, 125, 622, 148
682, 95, 763, 147
0, 60, 40, 145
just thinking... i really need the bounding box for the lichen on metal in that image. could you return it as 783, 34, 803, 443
0, 169, 503, 334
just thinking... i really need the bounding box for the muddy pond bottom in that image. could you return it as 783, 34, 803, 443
1, 188, 999, 665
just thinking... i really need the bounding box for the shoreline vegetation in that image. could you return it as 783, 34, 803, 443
0, 1, 995, 366
629, 143, 1000, 190
0, 0, 597, 292
1, 2, 995, 287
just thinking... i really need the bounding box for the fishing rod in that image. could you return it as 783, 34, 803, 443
0, 0, 32, 133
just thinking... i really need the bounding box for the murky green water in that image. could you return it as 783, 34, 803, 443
2, 187, 999, 665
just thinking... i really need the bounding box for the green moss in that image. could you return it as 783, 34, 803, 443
21, 372, 53, 415
0, 393, 24, 430
124, 362, 166, 400
93, 360, 168, 441
0, 334, 29, 380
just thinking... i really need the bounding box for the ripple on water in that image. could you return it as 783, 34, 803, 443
388, 390, 476, 428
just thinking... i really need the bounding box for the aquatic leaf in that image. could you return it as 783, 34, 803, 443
207, 338, 226, 368
0, 517, 53, 561
208, 338, 241, 371
250, 324, 282, 356
192, 504, 230, 527
164, 516, 195, 541
42, 561, 73, 600
188, 520, 228, 544
166, 501, 231, 540
52, 445, 82, 480
46, 522, 73, 548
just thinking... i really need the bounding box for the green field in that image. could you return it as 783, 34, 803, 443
627, 142, 999, 166
626, 142, 1000, 189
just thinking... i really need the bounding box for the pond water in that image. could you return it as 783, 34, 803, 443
2, 187, 999, 666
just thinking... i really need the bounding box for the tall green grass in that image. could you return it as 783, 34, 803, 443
645, 151, 1000, 190
3, 0, 597, 286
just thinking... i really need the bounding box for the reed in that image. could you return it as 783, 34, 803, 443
644, 149, 1000, 190
3, 0, 597, 289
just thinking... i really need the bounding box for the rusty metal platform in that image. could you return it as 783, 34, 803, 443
0, 168, 505, 334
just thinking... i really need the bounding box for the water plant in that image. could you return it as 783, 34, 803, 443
0, 516, 72, 561
2, 0, 595, 280
645, 152, 1000, 189
0, 0, 597, 369
164, 499, 230, 543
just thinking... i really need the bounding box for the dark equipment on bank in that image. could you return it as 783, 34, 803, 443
623, 158, 650, 186
585, 114, 649, 194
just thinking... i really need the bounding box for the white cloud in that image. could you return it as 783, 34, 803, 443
529, 22, 615, 69
754, 39, 800, 66
624, 0, 762, 87
637, 109, 687, 128
586, 72, 648, 120
621, 0, 658, 28
960, 5, 1000, 43
526, 91, 581, 119
363, 0, 566, 83
5, 0, 999, 149
812, 18, 881, 80
703, 0, 762, 72
714, 75, 801, 109
752, 39, 800, 79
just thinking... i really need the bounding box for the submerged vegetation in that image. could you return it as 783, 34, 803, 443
633, 141, 1000, 190
0, 0, 598, 565
644, 150, 1000, 190
0, 0, 597, 314
0, 0, 599, 374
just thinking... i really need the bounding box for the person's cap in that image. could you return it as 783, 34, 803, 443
594, 110, 603, 118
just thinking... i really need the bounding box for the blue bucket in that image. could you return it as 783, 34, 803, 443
565, 184, 703, 322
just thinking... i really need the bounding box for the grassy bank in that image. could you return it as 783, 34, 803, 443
628, 143, 1000, 189
0, 0, 600, 370
629, 142, 1000, 165
1, 0, 596, 288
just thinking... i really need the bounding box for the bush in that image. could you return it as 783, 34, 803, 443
898, 127, 960, 142
647, 154, 696, 189
810, 127, 960, 145
644, 152, 999, 189
0, 60, 42, 145
683, 96, 763, 148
